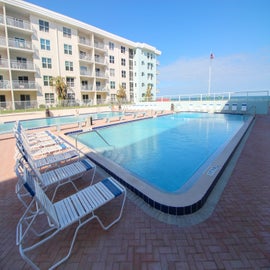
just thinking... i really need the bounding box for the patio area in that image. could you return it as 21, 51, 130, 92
0, 114, 269, 269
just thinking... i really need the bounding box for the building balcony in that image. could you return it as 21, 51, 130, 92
10, 60, 35, 71
79, 53, 93, 62
95, 86, 108, 92
0, 80, 11, 89
0, 36, 6, 46
6, 15, 32, 32
0, 59, 9, 69
95, 57, 106, 65
94, 42, 106, 51
8, 38, 33, 51
12, 80, 37, 90
95, 72, 108, 79
80, 70, 93, 77
78, 37, 93, 47
81, 85, 93, 91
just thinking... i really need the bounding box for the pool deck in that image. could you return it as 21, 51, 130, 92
0, 112, 270, 269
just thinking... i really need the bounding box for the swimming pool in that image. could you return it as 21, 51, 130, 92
0, 111, 123, 134
73, 112, 253, 215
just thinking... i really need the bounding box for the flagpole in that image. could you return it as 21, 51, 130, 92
208, 53, 214, 96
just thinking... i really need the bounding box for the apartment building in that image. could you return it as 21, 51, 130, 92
0, 0, 161, 110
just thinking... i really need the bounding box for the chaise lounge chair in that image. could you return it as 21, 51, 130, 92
16, 173, 126, 269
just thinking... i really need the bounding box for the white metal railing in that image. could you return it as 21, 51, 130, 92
94, 42, 105, 50
78, 37, 92, 47
8, 38, 32, 50
10, 60, 34, 70
0, 80, 10, 89
0, 58, 9, 68
12, 80, 37, 89
6, 15, 31, 30
95, 86, 108, 92
155, 90, 269, 102
79, 53, 93, 62
80, 70, 93, 76
81, 85, 93, 91
95, 57, 106, 64
95, 71, 108, 78
0, 36, 6, 46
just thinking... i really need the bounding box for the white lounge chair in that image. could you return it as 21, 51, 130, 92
31, 156, 96, 197
15, 154, 96, 205
15, 140, 79, 170
241, 103, 247, 112
16, 175, 126, 270
231, 103, 238, 112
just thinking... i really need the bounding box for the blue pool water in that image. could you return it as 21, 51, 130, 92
74, 113, 247, 193
0, 111, 122, 134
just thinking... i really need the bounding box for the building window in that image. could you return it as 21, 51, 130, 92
122, 82, 126, 89
0, 94, 6, 108
109, 55, 115, 64
40, 39, 50, 50
141, 72, 145, 76
82, 94, 89, 103
110, 81, 115, 89
64, 44, 72, 55
65, 61, 73, 71
45, 93, 54, 103
121, 71, 126, 78
63, 27, 71, 38
66, 77, 74, 87
121, 58, 126, 66
109, 42, 114, 50
121, 46, 125, 53
109, 68, 115, 77
42, 57, 52, 69
39, 19, 49, 32
43, 75, 52, 86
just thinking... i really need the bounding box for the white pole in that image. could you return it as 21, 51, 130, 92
208, 53, 214, 96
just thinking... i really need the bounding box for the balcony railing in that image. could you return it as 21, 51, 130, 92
0, 59, 9, 68
0, 36, 6, 46
6, 15, 31, 31
78, 37, 93, 47
12, 80, 37, 89
94, 42, 105, 50
95, 57, 106, 64
95, 72, 108, 78
80, 70, 93, 76
79, 53, 93, 62
8, 38, 32, 50
0, 80, 11, 89
95, 86, 108, 92
81, 85, 93, 91
10, 60, 34, 71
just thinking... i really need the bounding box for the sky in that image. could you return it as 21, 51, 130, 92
25, 0, 270, 96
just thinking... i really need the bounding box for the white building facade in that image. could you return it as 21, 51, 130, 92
0, 0, 161, 110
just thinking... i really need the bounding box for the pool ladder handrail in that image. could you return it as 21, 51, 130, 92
75, 129, 114, 150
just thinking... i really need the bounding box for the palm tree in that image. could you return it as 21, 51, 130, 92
116, 84, 126, 109
145, 84, 152, 101
50, 76, 68, 102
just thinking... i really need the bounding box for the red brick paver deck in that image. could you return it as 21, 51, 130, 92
0, 115, 270, 269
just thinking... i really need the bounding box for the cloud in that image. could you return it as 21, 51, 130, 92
158, 49, 270, 96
